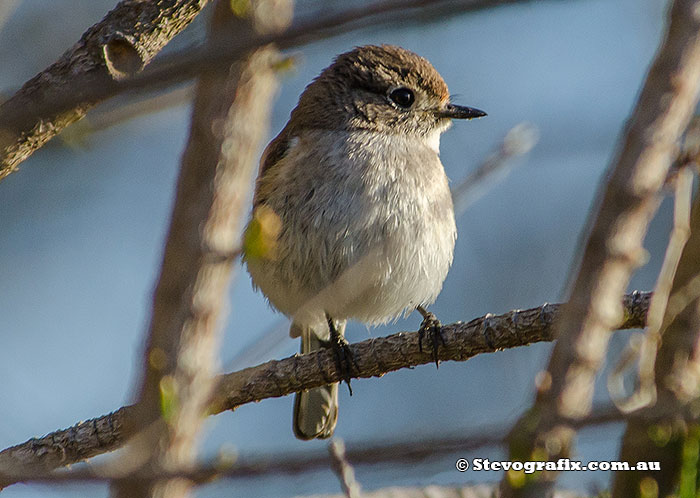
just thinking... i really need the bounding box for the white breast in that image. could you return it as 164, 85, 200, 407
425, 129, 442, 154
247, 129, 457, 329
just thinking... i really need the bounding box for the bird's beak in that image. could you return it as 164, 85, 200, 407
438, 103, 487, 120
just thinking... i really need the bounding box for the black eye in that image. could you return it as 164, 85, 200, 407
389, 87, 415, 108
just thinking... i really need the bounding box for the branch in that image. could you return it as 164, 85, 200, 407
612, 176, 700, 495
109, 2, 291, 497
209, 293, 647, 413
0, 292, 650, 489
0, 403, 627, 485
501, 0, 700, 496
0, 0, 551, 179
0, 0, 208, 180
328, 440, 362, 498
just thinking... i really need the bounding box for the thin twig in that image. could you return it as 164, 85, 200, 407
329, 440, 363, 498
0, 403, 635, 486
608, 167, 695, 413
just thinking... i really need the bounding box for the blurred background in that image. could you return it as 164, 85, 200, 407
0, 0, 673, 496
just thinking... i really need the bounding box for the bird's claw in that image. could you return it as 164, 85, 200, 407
333, 334, 357, 395
321, 322, 357, 396
418, 310, 445, 368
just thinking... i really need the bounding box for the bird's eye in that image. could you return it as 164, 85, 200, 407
388, 87, 415, 108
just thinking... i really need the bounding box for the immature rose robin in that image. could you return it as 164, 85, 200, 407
245, 45, 486, 439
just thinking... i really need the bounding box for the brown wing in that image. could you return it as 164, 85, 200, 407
253, 126, 291, 207
260, 129, 291, 177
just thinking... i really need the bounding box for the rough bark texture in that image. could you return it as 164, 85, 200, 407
211, 294, 648, 414
0, 0, 207, 179
0, 293, 649, 489
109, 2, 291, 497
501, 1, 700, 496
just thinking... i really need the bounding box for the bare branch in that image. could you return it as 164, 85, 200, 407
608, 152, 697, 412
500, 1, 700, 496
0, 0, 550, 179
328, 440, 362, 498
612, 175, 700, 496
0, 403, 627, 486
0, 292, 650, 489
0, 0, 209, 180
108, 2, 291, 497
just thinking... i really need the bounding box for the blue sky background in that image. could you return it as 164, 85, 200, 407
0, 0, 674, 496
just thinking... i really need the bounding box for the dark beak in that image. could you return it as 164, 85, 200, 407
438, 103, 487, 120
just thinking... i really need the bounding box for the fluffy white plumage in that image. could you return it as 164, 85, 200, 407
246, 128, 456, 334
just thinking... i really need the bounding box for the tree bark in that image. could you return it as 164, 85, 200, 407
0, 0, 208, 179
500, 0, 700, 496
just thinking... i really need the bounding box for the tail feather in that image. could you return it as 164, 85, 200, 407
293, 321, 344, 440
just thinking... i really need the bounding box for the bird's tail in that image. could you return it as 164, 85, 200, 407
292, 321, 344, 440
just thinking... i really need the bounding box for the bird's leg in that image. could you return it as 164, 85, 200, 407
417, 305, 445, 368
320, 313, 357, 395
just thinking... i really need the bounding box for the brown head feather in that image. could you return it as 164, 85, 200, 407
287, 45, 452, 133
255, 45, 462, 196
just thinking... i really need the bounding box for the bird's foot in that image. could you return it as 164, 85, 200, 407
417, 306, 445, 368
322, 315, 358, 395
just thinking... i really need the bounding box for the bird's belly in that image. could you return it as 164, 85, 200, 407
332, 220, 455, 324
246, 130, 457, 327
254, 188, 455, 324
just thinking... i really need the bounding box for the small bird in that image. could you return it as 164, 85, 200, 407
245, 45, 485, 440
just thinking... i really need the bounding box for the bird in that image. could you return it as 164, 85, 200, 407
244, 44, 486, 440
